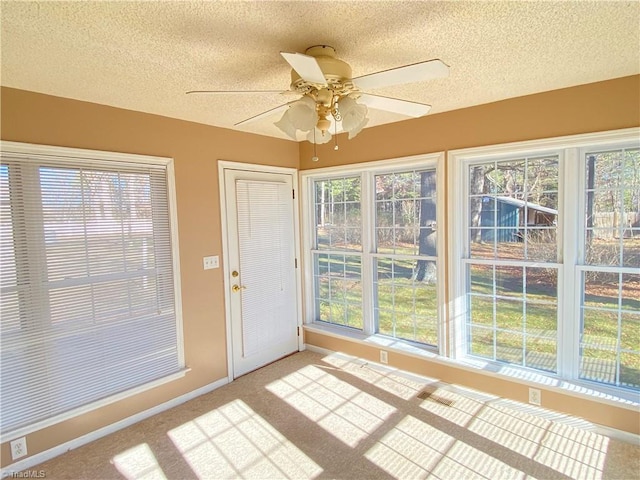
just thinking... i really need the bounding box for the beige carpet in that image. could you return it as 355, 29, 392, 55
18, 350, 640, 479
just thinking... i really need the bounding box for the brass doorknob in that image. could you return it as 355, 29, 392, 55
232, 284, 246, 292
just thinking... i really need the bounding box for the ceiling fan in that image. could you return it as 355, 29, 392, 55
187, 45, 449, 152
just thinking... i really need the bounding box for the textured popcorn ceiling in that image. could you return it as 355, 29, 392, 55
1, 1, 639, 141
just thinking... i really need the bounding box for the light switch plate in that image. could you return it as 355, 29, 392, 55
203, 255, 219, 270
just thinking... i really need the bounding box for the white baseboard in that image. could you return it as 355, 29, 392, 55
304, 344, 333, 356
1, 377, 229, 478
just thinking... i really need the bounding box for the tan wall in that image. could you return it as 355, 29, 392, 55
0, 87, 299, 467
301, 74, 640, 435
299, 75, 640, 168
1, 75, 638, 466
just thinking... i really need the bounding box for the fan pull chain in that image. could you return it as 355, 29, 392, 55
334, 121, 339, 151
312, 128, 319, 162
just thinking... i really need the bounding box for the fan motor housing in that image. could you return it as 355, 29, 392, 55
290, 45, 353, 90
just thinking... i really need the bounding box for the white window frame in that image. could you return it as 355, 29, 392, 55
449, 128, 640, 400
0, 141, 186, 441
301, 152, 446, 354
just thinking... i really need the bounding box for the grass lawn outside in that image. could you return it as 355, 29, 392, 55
313, 238, 639, 391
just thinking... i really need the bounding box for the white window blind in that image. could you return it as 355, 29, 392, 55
0, 143, 183, 436
236, 180, 295, 357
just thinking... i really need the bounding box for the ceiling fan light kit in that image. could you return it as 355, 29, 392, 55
189, 45, 449, 160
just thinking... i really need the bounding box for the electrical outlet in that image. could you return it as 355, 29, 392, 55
380, 350, 388, 364
10, 437, 27, 460
203, 255, 219, 270
529, 387, 541, 406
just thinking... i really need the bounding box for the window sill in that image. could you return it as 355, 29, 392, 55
304, 323, 640, 410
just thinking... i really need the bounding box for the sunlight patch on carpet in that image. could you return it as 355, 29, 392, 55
322, 353, 427, 400
533, 422, 609, 479
467, 401, 609, 479
266, 364, 396, 447
167, 399, 322, 479
418, 387, 485, 427
365, 415, 530, 479
468, 402, 550, 457
111, 443, 167, 480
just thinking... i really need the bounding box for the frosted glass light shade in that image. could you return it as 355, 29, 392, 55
339, 97, 368, 139
274, 110, 297, 139
306, 127, 332, 144
275, 95, 318, 139
289, 96, 318, 131
347, 116, 368, 139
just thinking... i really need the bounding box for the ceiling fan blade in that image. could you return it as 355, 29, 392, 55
280, 52, 327, 86
358, 93, 431, 117
234, 102, 292, 127
353, 59, 449, 90
186, 90, 286, 95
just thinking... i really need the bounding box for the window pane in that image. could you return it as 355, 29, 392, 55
623, 231, 640, 268
526, 267, 558, 301
585, 148, 640, 267
487, 160, 526, 195
375, 257, 437, 346
464, 152, 559, 373
496, 330, 523, 365
375, 169, 436, 256
469, 157, 559, 263
580, 346, 618, 385
526, 302, 557, 334
372, 168, 438, 345
469, 326, 494, 359
621, 274, 639, 310
314, 177, 361, 251
469, 229, 494, 258
527, 157, 559, 192
620, 352, 640, 389
525, 228, 557, 262
620, 312, 639, 351
466, 263, 557, 371
495, 299, 523, 331
580, 269, 638, 390
313, 253, 362, 329
583, 271, 619, 309
495, 266, 523, 298
469, 264, 493, 296
585, 231, 620, 266
495, 231, 525, 259
581, 309, 617, 350
469, 295, 494, 327
525, 335, 557, 373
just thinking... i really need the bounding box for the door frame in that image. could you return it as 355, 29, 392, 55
218, 160, 303, 382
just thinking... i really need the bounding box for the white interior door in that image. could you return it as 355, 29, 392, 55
224, 168, 299, 378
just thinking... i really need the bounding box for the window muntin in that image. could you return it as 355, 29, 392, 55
313, 177, 363, 329
374, 169, 438, 345
466, 155, 560, 373
579, 147, 640, 390
584, 148, 640, 267
467, 264, 558, 372
315, 177, 361, 251
469, 156, 559, 262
